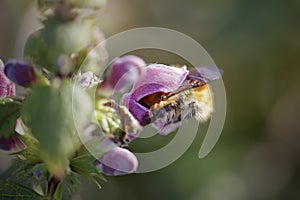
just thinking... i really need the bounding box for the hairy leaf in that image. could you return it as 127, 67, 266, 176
0, 97, 22, 138
0, 180, 45, 200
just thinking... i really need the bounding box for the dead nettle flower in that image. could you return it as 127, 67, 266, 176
94, 146, 138, 176
4, 59, 36, 87
121, 64, 189, 134
0, 134, 25, 151
100, 55, 146, 94
121, 65, 223, 135
0, 59, 25, 151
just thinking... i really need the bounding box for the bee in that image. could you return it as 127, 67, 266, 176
139, 66, 223, 127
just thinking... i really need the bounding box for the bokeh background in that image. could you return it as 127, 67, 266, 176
1, 0, 300, 199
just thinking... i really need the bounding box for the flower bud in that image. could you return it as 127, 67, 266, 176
100, 55, 145, 94
0, 59, 15, 97
94, 146, 138, 176
4, 59, 36, 86
24, 17, 99, 73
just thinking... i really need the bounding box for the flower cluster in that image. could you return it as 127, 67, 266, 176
96, 55, 223, 175
0, 0, 223, 199
0, 60, 25, 151
0, 0, 123, 198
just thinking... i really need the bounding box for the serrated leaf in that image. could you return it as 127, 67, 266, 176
15, 134, 42, 164
71, 148, 105, 180
0, 97, 22, 138
71, 145, 105, 188
0, 180, 45, 200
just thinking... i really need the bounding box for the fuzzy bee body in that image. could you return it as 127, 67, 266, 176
148, 84, 213, 127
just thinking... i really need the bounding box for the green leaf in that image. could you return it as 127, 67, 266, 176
22, 80, 81, 176
53, 182, 63, 200
71, 145, 105, 188
0, 180, 45, 200
71, 147, 105, 178
15, 135, 40, 164
0, 97, 22, 138
65, 172, 80, 193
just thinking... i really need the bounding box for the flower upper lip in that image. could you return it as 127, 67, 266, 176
129, 64, 188, 101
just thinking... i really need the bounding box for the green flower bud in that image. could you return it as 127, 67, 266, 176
24, 17, 97, 73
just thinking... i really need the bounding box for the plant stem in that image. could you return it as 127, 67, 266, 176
47, 177, 61, 200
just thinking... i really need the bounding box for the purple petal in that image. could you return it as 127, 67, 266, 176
95, 146, 138, 176
4, 59, 35, 86
15, 119, 25, 135
0, 134, 25, 151
131, 64, 188, 100
101, 55, 146, 93
0, 59, 16, 97
152, 120, 181, 135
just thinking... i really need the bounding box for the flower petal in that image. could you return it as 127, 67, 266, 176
131, 64, 188, 100
152, 120, 181, 135
0, 134, 25, 151
0, 59, 15, 97
95, 146, 138, 176
4, 59, 35, 86
101, 55, 146, 93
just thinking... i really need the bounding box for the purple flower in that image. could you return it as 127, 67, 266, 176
0, 59, 15, 97
100, 55, 146, 93
121, 65, 223, 135
0, 59, 25, 151
0, 134, 25, 151
4, 59, 36, 86
94, 146, 138, 176
121, 64, 189, 134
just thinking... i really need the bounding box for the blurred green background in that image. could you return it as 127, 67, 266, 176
1, 0, 300, 199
